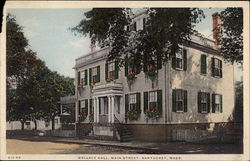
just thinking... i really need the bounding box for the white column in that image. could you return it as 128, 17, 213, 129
96, 97, 99, 123
93, 97, 97, 123
75, 101, 78, 122
108, 96, 111, 123
111, 96, 115, 123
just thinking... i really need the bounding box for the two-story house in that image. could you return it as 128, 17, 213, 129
73, 11, 235, 142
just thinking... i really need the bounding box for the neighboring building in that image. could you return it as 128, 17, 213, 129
6, 118, 61, 131
73, 11, 235, 142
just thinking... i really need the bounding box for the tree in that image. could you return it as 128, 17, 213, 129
6, 14, 43, 87
220, 8, 243, 64
34, 67, 74, 130
71, 8, 204, 71
6, 13, 44, 129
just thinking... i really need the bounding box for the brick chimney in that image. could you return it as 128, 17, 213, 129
212, 12, 221, 44
90, 34, 96, 52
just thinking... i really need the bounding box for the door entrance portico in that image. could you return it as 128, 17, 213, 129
92, 83, 123, 124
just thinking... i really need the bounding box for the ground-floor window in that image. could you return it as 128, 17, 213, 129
172, 89, 188, 112
198, 92, 210, 113
143, 90, 162, 115
212, 94, 223, 113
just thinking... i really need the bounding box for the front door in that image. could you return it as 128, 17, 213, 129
99, 97, 108, 123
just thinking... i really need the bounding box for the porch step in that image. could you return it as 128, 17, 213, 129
120, 125, 133, 142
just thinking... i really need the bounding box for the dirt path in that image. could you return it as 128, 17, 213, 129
7, 139, 80, 154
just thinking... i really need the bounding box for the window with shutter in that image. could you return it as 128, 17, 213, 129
173, 48, 186, 71
106, 62, 118, 81
212, 94, 223, 113
212, 58, 222, 78
198, 92, 210, 113
173, 89, 187, 112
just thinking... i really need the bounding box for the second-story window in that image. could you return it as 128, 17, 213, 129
92, 67, 98, 82
212, 58, 222, 78
108, 62, 115, 78
106, 61, 118, 81
172, 48, 187, 71
176, 50, 183, 70
80, 70, 88, 86
89, 66, 100, 84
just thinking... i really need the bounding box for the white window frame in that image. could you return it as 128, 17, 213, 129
148, 91, 158, 110
201, 92, 208, 113
213, 58, 222, 77
92, 67, 98, 82
80, 100, 86, 113
129, 94, 137, 110
175, 49, 184, 70
108, 62, 115, 78
215, 94, 221, 113
80, 70, 86, 85
176, 90, 184, 112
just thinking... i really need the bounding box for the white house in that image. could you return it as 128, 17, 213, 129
73, 11, 235, 142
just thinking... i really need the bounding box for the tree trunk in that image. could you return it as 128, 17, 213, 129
51, 117, 55, 130
34, 120, 37, 130
21, 121, 25, 130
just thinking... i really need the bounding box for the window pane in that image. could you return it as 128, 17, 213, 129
149, 91, 157, 102
129, 94, 136, 104
92, 67, 97, 76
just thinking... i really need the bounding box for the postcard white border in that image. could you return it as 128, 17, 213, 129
1, 1, 249, 160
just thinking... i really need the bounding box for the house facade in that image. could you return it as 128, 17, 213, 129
73, 12, 235, 142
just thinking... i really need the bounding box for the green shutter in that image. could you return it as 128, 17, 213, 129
198, 92, 201, 113
220, 95, 223, 113
201, 55, 207, 74
219, 60, 223, 78
184, 90, 188, 112
183, 49, 187, 71
84, 69, 88, 85
89, 99, 92, 114
157, 90, 162, 114
105, 62, 108, 80
172, 89, 176, 112
89, 68, 92, 85
78, 71, 80, 85
115, 61, 119, 79
157, 55, 162, 70
85, 99, 88, 115
125, 94, 129, 113
97, 66, 100, 82
143, 92, 148, 113
212, 94, 215, 113
211, 58, 215, 77
207, 93, 210, 113
78, 100, 81, 114
172, 55, 176, 69
125, 58, 128, 76
136, 93, 141, 113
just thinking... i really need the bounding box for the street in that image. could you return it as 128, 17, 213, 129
6, 136, 243, 154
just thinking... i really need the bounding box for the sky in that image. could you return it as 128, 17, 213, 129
8, 8, 242, 81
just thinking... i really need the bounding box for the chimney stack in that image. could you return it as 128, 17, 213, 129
212, 12, 221, 44
90, 34, 96, 52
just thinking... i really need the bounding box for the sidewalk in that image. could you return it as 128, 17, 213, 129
7, 135, 243, 154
